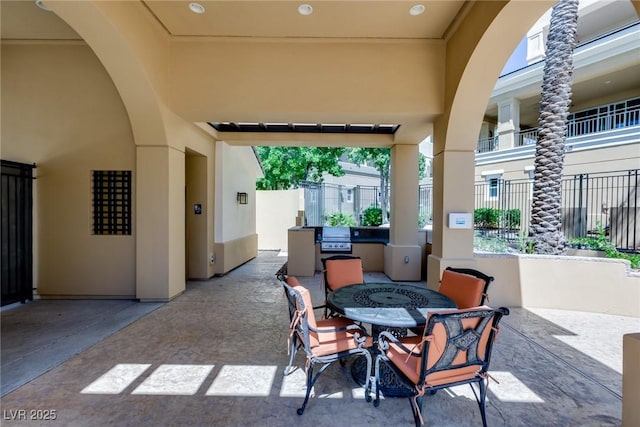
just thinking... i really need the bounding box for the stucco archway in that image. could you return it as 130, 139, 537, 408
48, 1, 188, 301
428, 1, 555, 287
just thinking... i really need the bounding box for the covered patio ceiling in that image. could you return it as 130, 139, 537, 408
4, 1, 639, 147
1, 1, 468, 40
1, 0, 475, 147
142, 0, 467, 39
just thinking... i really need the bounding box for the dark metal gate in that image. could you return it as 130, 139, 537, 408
1, 160, 35, 306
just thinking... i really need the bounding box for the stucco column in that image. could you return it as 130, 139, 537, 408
384, 144, 421, 281
136, 145, 186, 301
497, 98, 520, 150
427, 150, 476, 289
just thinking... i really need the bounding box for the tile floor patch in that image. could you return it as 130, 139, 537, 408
280, 368, 308, 398
279, 368, 343, 399
81, 363, 151, 395
488, 371, 545, 403
529, 307, 640, 374
444, 384, 483, 401
444, 371, 543, 404
207, 365, 277, 396
132, 364, 214, 396
351, 386, 370, 400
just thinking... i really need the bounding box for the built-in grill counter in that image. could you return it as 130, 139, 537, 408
287, 226, 389, 276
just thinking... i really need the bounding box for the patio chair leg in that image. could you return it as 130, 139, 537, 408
373, 357, 381, 407
409, 394, 424, 427
363, 350, 373, 402
297, 364, 314, 415
476, 380, 488, 427
284, 339, 298, 375
297, 362, 332, 415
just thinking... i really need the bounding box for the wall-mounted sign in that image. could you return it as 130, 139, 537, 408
448, 213, 472, 229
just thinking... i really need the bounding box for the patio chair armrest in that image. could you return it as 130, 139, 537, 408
312, 323, 370, 347
377, 330, 420, 356
311, 323, 367, 335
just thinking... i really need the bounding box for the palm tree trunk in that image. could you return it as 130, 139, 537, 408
530, 0, 579, 255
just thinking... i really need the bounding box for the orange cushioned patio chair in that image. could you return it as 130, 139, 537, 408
410, 268, 494, 336
278, 274, 373, 415
321, 255, 364, 318
374, 306, 509, 427
439, 267, 494, 309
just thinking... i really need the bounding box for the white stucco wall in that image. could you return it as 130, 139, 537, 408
256, 189, 302, 251
215, 142, 260, 243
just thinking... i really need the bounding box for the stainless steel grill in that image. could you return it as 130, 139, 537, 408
320, 226, 352, 253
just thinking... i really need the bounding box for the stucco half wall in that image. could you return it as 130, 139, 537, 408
214, 234, 258, 275
470, 253, 640, 317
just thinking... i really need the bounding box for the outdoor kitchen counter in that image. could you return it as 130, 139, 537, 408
287, 226, 389, 276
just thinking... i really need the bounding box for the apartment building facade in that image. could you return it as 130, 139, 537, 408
473, 0, 639, 250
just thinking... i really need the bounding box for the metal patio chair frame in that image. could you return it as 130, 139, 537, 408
278, 274, 373, 415
374, 306, 509, 427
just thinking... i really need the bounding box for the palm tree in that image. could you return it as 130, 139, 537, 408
530, 0, 580, 255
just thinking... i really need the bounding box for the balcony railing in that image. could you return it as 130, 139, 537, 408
516, 128, 538, 147
478, 97, 640, 152
476, 136, 499, 153
568, 101, 640, 137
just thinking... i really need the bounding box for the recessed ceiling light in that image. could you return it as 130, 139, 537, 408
188, 3, 205, 14
409, 4, 425, 16
298, 4, 313, 16
35, 0, 51, 11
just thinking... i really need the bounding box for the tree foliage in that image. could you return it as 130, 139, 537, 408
347, 147, 427, 224
255, 146, 346, 190
530, 0, 579, 255
348, 148, 391, 223
255, 145, 427, 201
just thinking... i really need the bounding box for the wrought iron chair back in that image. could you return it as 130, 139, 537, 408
277, 273, 373, 415
374, 306, 509, 427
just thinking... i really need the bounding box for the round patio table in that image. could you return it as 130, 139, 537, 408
326, 282, 457, 397
326, 282, 456, 329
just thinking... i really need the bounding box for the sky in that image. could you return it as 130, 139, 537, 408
500, 37, 529, 76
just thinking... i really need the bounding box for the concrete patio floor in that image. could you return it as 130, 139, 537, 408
1, 250, 639, 426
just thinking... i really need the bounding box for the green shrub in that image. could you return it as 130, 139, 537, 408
474, 208, 520, 229
568, 222, 640, 269
325, 212, 356, 227
361, 206, 383, 226
614, 252, 640, 269
568, 222, 612, 252
502, 209, 521, 229
474, 208, 501, 228
518, 230, 535, 254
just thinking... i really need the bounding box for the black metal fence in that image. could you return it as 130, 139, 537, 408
302, 181, 432, 228
302, 169, 639, 252
302, 181, 385, 227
